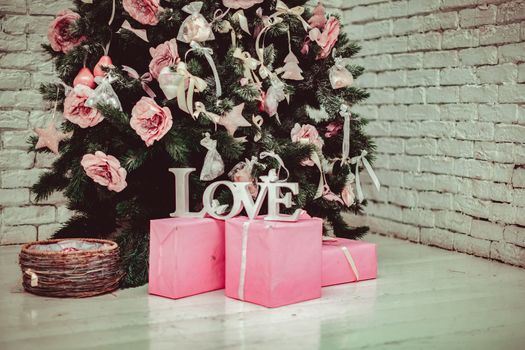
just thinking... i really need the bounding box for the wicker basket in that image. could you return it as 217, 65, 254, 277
19, 238, 123, 298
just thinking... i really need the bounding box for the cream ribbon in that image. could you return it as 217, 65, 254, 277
350, 150, 381, 203
121, 65, 156, 98
108, 0, 116, 26
233, 48, 261, 84
120, 20, 149, 42
193, 101, 221, 126
232, 10, 250, 35
185, 41, 222, 97
272, 0, 310, 31
252, 115, 263, 141
238, 221, 251, 300
25, 269, 38, 287
340, 104, 351, 163
341, 246, 360, 281
176, 63, 207, 116
259, 151, 290, 181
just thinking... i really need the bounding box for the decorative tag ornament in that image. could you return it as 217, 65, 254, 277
85, 74, 122, 111
158, 66, 183, 100
177, 2, 215, 43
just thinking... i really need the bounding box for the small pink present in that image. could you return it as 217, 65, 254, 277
322, 238, 377, 287
149, 217, 225, 299
225, 216, 323, 308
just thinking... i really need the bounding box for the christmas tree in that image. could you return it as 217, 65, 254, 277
33, 0, 376, 287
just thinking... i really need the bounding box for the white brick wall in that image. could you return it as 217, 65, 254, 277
344, 0, 525, 268
0, 0, 72, 244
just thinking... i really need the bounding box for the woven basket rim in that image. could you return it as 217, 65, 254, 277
21, 238, 118, 256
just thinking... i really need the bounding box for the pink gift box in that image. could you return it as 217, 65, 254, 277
149, 217, 225, 299
225, 216, 323, 308
322, 238, 377, 287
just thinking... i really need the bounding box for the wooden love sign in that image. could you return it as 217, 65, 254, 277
169, 168, 301, 221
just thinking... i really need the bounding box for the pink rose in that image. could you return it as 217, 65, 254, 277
309, 16, 340, 60
130, 97, 173, 146
123, 0, 160, 26
63, 85, 104, 128
325, 121, 342, 138
47, 10, 86, 53
291, 123, 324, 149
222, 0, 263, 9
81, 151, 127, 192
149, 39, 180, 80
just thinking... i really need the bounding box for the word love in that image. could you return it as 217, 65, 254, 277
169, 168, 301, 221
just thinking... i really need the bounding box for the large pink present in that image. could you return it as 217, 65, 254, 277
225, 216, 323, 308
149, 217, 225, 299
322, 238, 377, 286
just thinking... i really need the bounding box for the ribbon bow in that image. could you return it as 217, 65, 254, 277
185, 41, 222, 97
121, 65, 156, 98
350, 150, 381, 203
273, 0, 310, 31
193, 101, 221, 126
340, 104, 351, 163
233, 48, 261, 84
176, 62, 207, 116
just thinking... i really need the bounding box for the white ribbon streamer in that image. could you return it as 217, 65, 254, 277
185, 41, 222, 97
350, 150, 381, 202
176, 62, 207, 116
341, 246, 360, 281
340, 104, 351, 163
238, 221, 250, 300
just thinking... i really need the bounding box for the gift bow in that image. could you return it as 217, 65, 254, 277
340, 104, 351, 163
185, 41, 222, 97
273, 0, 310, 31
176, 63, 207, 116
121, 65, 156, 98
350, 150, 381, 203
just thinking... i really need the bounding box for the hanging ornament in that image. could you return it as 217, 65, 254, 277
93, 55, 114, 77
85, 73, 122, 111
34, 122, 71, 155
308, 2, 327, 29
200, 133, 225, 181
218, 103, 251, 136
341, 174, 356, 207
177, 2, 215, 44
73, 67, 96, 88
277, 51, 304, 81
263, 79, 287, 121
158, 66, 183, 100
222, 0, 263, 9
34, 94, 72, 155
329, 56, 353, 89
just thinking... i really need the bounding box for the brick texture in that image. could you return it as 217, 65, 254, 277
344, 0, 525, 268
0, 0, 73, 244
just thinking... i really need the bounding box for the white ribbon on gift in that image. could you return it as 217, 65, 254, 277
176, 63, 207, 116
185, 41, 222, 97
199, 132, 224, 181
238, 221, 251, 301
341, 246, 360, 281
349, 150, 381, 203
340, 104, 351, 164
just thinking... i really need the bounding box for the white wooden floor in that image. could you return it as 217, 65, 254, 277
1, 235, 524, 350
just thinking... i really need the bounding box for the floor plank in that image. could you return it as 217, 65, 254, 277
0, 235, 524, 349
